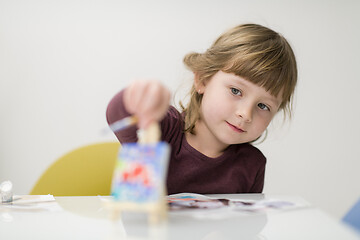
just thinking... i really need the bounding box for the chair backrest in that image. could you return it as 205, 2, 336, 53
343, 197, 360, 233
30, 142, 120, 196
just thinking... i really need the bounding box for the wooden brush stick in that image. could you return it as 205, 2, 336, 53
137, 122, 161, 144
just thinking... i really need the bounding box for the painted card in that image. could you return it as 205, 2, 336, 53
111, 142, 170, 203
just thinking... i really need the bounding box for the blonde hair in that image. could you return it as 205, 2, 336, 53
181, 23, 297, 134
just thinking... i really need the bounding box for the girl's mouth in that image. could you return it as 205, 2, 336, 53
226, 121, 245, 133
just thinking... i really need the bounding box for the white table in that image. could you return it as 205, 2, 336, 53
1, 194, 359, 240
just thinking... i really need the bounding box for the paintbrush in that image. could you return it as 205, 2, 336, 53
108, 116, 138, 133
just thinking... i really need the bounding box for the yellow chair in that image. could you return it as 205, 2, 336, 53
30, 142, 120, 196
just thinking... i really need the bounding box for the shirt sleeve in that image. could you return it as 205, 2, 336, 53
249, 161, 266, 193
106, 90, 138, 143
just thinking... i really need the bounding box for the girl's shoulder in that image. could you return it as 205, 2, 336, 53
167, 105, 183, 119
160, 105, 185, 142
229, 143, 266, 163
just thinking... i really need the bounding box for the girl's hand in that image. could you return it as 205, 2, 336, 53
123, 80, 171, 129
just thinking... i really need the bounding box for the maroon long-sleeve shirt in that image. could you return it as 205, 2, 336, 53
106, 90, 266, 194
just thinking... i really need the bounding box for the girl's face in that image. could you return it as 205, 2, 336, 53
196, 71, 282, 148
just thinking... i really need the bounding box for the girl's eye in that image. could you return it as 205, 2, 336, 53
258, 103, 270, 111
230, 88, 242, 96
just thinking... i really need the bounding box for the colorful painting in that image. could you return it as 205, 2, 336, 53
111, 142, 170, 203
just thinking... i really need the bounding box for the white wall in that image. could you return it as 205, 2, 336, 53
1, 0, 359, 219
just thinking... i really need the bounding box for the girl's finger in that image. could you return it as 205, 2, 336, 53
140, 82, 164, 114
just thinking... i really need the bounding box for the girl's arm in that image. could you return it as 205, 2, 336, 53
106, 89, 138, 143
106, 80, 171, 143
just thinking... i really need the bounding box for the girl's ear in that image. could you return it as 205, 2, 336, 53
194, 72, 205, 94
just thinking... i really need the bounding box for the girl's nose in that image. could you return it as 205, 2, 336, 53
236, 103, 253, 122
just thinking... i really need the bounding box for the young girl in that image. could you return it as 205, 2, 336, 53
106, 23, 297, 195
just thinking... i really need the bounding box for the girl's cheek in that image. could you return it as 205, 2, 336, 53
256, 112, 273, 128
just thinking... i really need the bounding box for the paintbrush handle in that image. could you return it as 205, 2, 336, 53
137, 122, 161, 144
109, 116, 138, 133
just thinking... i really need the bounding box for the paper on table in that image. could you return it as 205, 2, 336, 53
167, 193, 310, 218
0, 195, 63, 212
